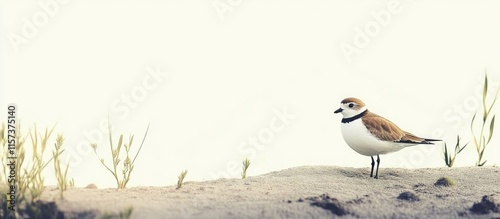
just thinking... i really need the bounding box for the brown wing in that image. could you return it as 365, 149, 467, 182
361, 111, 426, 143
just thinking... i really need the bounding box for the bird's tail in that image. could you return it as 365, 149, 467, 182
422, 138, 442, 144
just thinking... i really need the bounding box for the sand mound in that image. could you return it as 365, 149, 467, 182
35, 166, 500, 218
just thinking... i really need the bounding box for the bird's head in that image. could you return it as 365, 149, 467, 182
334, 97, 367, 118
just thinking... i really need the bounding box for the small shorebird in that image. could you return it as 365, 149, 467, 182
334, 97, 440, 179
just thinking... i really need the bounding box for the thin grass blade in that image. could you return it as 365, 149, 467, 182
479, 160, 487, 166
487, 83, 499, 114
117, 134, 124, 155
443, 143, 450, 167
470, 112, 479, 151
458, 143, 468, 153
108, 119, 113, 154
483, 73, 488, 122
132, 123, 150, 164
487, 115, 496, 144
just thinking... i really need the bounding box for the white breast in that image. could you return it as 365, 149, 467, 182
340, 119, 407, 156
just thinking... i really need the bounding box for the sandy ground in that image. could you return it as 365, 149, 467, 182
39, 166, 500, 219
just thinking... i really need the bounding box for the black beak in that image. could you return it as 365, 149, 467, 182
334, 108, 343, 114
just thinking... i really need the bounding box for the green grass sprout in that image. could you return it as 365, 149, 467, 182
52, 134, 72, 198
90, 121, 150, 189
1, 122, 70, 218
23, 125, 56, 203
177, 170, 188, 189
69, 178, 75, 188
471, 73, 499, 166
443, 135, 468, 167
241, 158, 251, 179
99, 206, 133, 219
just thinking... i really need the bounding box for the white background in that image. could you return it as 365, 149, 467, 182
1, 0, 500, 188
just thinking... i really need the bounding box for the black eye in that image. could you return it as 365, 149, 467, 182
348, 103, 354, 108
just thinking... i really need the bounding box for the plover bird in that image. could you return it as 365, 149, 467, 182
334, 97, 440, 179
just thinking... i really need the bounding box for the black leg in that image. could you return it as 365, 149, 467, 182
370, 156, 375, 177
374, 154, 380, 179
